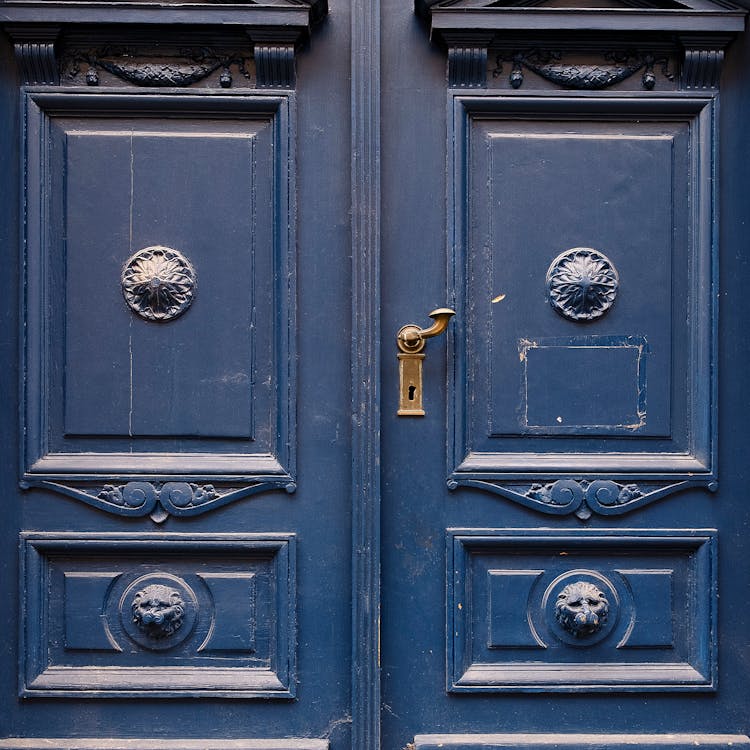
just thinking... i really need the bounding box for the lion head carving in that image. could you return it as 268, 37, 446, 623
131, 583, 185, 639
555, 580, 609, 637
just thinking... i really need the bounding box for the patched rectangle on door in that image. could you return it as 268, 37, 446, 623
447, 529, 716, 692
20, 533, 296, 698
519, 335, 649, 433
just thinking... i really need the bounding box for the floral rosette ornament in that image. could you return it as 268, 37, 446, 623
122, 245, 196, 322
546, 247, 619, 321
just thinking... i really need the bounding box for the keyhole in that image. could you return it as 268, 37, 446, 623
408, 385, 417, 401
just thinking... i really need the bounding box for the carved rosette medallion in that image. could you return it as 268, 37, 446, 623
120, 573, 198, 650
546, 248, 619, 321
122, 245, 196, 322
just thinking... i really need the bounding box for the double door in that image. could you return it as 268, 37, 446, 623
0, 1, 749, 749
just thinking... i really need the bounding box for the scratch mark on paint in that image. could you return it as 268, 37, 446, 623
128, 319, 133, 440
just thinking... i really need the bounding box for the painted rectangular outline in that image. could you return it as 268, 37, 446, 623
20, 91, 296, 483
517, 335, 648, 434
446, 528, 717, 692
19, 532, 296, 698
447, 94, 716, 482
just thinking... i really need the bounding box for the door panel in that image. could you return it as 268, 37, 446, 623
0, 4, 353, 748
23, 92, 293, 492
20, 532, 295, 697
448, 95, 715, 514
447, 529, 715, 691
381, 0, 750, 747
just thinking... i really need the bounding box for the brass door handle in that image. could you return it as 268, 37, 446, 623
397, 308, 455, 416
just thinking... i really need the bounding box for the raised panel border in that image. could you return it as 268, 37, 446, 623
447, 529, 717, 692
20, 532, 296, 698
414, 736, 750, 750
0, 742, 327, 750
20, 91, 297, 520
447, 94, 717, 519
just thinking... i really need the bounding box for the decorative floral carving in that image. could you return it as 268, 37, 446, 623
555, 581, 609, 637
493, 50, 674, 90
27, 478, 295, 523
546, 248, 619, 321
131, 584, 185, 639
447, 476, 718, 520
122, 246, 196, 322
528, 479, 641, 519
62, 46, 252, 88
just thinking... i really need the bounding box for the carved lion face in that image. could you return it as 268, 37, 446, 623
131, 583, 185, 639
555, 581, 609, 637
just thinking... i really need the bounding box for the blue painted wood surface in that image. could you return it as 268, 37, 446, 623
0, 0, 750, 748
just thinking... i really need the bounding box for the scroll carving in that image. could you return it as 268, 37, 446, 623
25, 479, 297, 523
447, 477, 718, 520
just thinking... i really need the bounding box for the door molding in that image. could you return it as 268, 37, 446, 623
350, 1, 382, 749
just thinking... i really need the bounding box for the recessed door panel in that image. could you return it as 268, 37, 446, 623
21, 93, 297, 519
63, 126, 269, 440
447, 96, 716, 517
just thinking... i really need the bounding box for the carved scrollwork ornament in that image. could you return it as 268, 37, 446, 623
546, 248, 619, 321
121, 246, 196, 322
24, 478, 297, 523
447, 476, 717, 520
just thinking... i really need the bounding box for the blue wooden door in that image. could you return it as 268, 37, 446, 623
380, 0, 750, 748
0, 4, 354, 750
1, 1, 750, 750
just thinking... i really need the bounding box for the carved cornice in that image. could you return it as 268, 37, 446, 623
0, 1, 326, 29
2, 2, 327, 89
416, 0, 744, 89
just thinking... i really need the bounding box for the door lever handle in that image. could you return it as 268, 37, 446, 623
397, 308, 455, 416
397, 308, 456, 354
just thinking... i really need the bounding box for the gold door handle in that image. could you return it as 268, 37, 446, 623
397, 308, 455, 416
